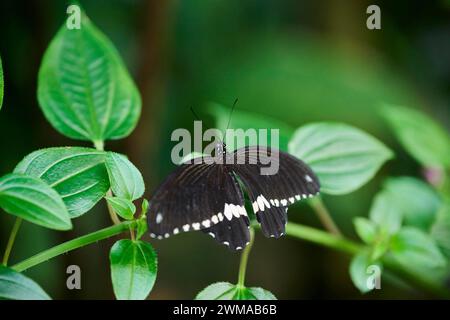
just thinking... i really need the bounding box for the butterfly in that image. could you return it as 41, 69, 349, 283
147, 142, 320, 251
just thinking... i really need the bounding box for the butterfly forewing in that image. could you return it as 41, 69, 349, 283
147, 157, 250, 250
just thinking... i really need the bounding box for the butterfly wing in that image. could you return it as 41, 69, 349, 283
229, 146, 320, 238
147, 158, 250, 250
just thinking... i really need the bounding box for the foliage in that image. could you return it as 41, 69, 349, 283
0, 9, 449, 300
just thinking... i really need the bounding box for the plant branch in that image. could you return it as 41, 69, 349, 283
12, 221, 136, 272
281, 222, 450, 298
2, 217, 23, 266
94, 140, 121, 225
105, 190, 122, 225
309, 196, 342, 236
237, 228, 255, 288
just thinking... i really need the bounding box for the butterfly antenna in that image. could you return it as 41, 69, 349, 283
226, 98, 238, 131
190, 106, 211, 131
190, 106, 201, 121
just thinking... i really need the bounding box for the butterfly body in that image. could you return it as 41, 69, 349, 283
147, 144, 320, 251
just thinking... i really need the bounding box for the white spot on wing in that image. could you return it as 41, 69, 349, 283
156, 213, 163, 224
295, 195, 301, 201
173, 228, 179, 235
289, 197, 295, 203
281, 199, 288, 206
305, 174, 313, 183
252, 201, 259, 213
224, 204, 233, 220
182, 224, 190, 232
192, 222, 201, 230
208, 232, 215, 238
202, 219, 211, 228
211, 215, 219, 224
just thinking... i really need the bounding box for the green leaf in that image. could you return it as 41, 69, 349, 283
0, 56, 3, 110
105, 152, 145, 201
381, 105, 450, 168
209, 102, 294, 151
105, 196, 135, 220
353, 217, 377, 244
431, 202, 450, 258
14, 147, 109, 218
390, 227, 446, 270
37, 13, 141, 143
0, 265, 51, 300
141, 199, 149, 215
244, 287, 277, 300
110, 239, 157, 300
349, 252, 381, 293
136, 218, 148, 240
289, 123, 393, 195
0, 173, 71, 230
195, 282, 277, 300
196, 282, 236, 300
383, 177, 441, 230
369, 191, 402, 235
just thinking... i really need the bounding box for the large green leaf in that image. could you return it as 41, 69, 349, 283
0, 56, 3, 110
209, 103, 294, 151
383, 177, 441, 230
0, 173, 71, 230
381, 105, 450, 168
289, 123, 393, 195
14, 147, 109, 218
195, 282, 276, 300
0, 265, 51, 300
110, 239, 157, 300
37, 13, 141, 143
105, 152, 145, 201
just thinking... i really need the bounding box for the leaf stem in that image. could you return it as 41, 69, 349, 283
237, 228, 254, 288
309, 196, 342, 237
285, 222, 361, 253
93, 140, 121, 225
12, 221, 136, 272
105, 190, 122, 225
2, 218, 23, 266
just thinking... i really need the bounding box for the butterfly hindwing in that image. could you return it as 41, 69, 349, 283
230, 146, 320, 238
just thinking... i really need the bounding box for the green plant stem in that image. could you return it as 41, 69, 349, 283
285, 222, 361, 254
105, 190, 122, 225
309, 197, 342, 237
2, 218, 23, 266
281, 222, 450, 298
237, 228, 255, 288
94, 140, 121, 225
12, 221, 136, 272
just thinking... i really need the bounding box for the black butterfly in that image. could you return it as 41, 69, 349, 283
147, 142, 320, 251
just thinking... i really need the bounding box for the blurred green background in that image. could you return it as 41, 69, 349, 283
0, 0, 449, 299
